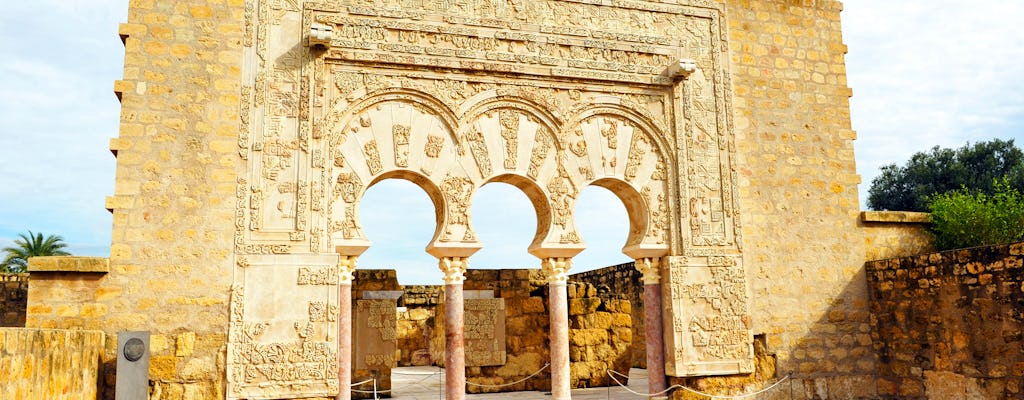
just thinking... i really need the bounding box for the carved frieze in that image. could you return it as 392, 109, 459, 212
231, 0, 743, 396
464, 298, 507, 367
354, 299, 397, 369
662, 256, 754, 377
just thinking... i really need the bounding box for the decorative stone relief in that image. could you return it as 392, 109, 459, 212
439, 174, 476, 242
230, 0, 745, 396
227, 255, 341, 399
354, 299, 397, 369
499, 109, 520, 170
464, 298, 507, 367
393, 124, 411, 167
662, 256, 754, 377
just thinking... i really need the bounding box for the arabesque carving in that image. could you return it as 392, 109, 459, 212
229, 0, 747, 395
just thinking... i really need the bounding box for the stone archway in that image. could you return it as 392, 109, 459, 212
323, 85, 675, 399
226, 4, 755, 399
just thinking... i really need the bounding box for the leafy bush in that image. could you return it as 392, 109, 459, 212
927, 180, 1024, 250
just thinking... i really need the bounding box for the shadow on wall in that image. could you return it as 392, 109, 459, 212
0, 274, 28, 327
867, 242, 1024, 399
667, 267, 879, 400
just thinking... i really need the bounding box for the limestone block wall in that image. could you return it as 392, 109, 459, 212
723, 0, 877, 398
25, 257, 110, 331
867, 242, 1024, 399
566, 282, 633, 389
351, 270, 402, 399
101, 0, 245, 398
861, 211, 934, 261
397, 285, 441, 367
570, 263, 646, 368
0, 274, 27, 327
0, 328, 105, 399
460, 269, 552, 393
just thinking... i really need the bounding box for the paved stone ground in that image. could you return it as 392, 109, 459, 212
377, 367, 652, 400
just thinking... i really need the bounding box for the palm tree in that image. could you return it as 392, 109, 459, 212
2, 231, 71, 273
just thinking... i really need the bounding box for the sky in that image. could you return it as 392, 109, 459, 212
0, 1, 1022, 284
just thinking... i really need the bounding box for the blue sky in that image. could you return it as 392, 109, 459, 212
1, 1, 1022, 284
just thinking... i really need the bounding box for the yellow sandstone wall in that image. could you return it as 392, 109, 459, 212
0, 328, 105, 400
722, 0, 877, 397
94, 1, 244, 398
861, 211, 934, 261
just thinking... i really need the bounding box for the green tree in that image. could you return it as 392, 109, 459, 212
867, 139, 1024, 211
927, 180, 1024, 250
1, 231, 71, 273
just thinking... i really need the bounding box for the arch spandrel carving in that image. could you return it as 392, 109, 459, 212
230, 0, 752, 396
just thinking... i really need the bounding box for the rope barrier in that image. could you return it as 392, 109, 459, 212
350, 378, 375, 387
607, 369, 793, 399
465, 363, 550, 388
606, 369, 682, 397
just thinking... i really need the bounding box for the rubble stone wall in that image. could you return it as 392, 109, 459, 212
0, 274, 27, 327
867, 242, 1024, 399
570, 263, 646, 368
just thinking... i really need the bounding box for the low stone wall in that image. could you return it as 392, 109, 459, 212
460, 269, 552, 393
867, 241, 1024, 399
566, 281, 633, 388
352, 270, 401, 399
570, 263, 645, 368
25, 256, 110, 331
0, 274, 28, 327
0, 328, 105, 399
397, 285, 440, 366
861, 211, 934, 261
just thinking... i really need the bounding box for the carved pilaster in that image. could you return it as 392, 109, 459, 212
541, 257, 572, 284
439, 256, 468, 285
634, 257, 662, 285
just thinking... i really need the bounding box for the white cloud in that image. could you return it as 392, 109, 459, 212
845, 1, 1024, 201
2, 0, 1021, 280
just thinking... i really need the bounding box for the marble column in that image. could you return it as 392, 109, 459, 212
336, 255, 358, 400
634, 257, 667, 397
439, 256, 468, 400
542, 257, 572, 400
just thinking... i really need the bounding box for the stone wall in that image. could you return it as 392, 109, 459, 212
0, 328, 105, 399
351, 270, 402, 399
566, 282, 633, 389
460, 269, 552, 393
725, 0, 878, 398
0, 274, 27, 327
867, 241, 1024, 399
397, 285, 441, 367
570, 263, 645, 368
95, 0, 246, 398
861, 211, 934, 261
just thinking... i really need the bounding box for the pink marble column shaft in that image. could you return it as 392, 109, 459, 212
643, 282, 667, 396
337, 281, 352, 400
549, 281, 570, 400
445, 282, 466, 400
439, 256, 468, 400
543, 257, 572, 400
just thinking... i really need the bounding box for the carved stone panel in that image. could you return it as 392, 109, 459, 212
354, 299, 397, 370
464, 298, 506, 367
227, 254, 340, 399
662, 255, 754, 377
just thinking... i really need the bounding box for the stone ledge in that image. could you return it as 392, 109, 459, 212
860, 211, 931, 224
28, 256, 110, 273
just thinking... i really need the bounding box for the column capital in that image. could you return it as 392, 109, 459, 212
337, 255, 358, 284
541, 257, 572, 284
634, 257, 662, 285
438, 256, 468, 285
